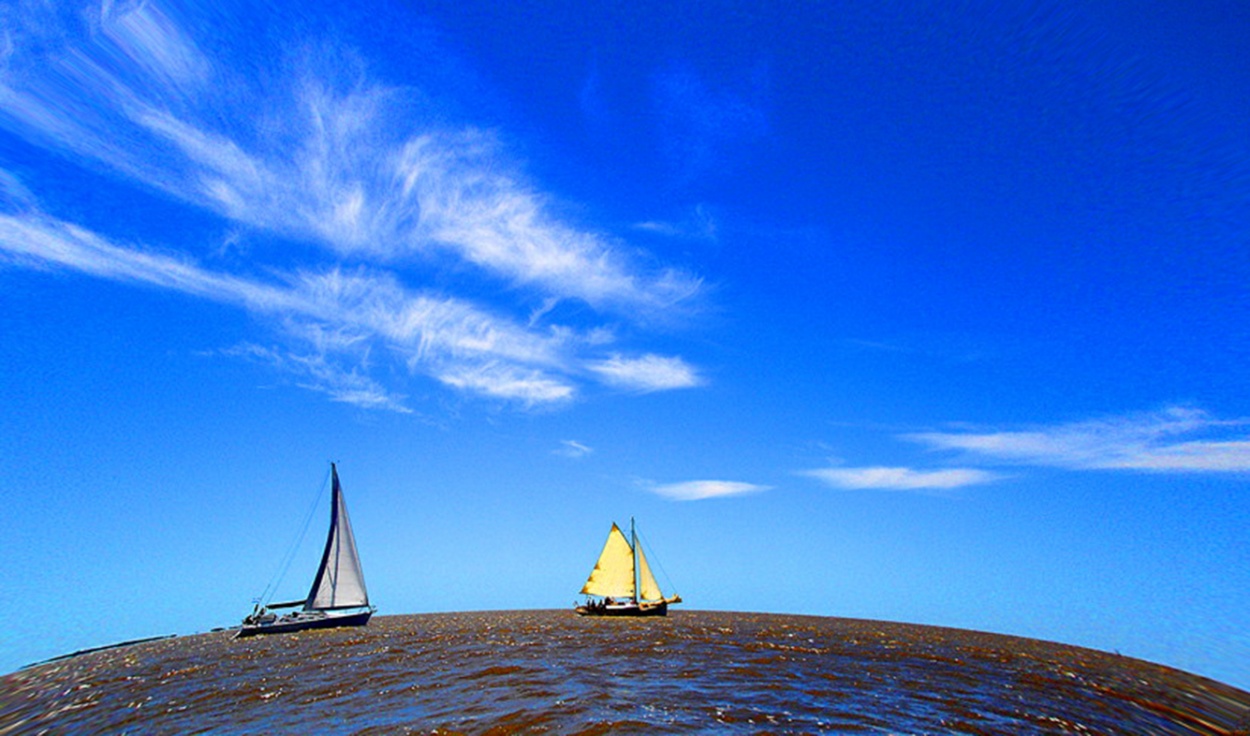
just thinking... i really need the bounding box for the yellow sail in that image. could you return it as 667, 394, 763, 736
636, 543, 664, 602
580, 523, 635, 598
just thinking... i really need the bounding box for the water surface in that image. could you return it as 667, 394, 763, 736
3, 611, 1248, 734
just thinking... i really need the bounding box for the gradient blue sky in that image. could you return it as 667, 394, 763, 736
2, 0, 1249, 688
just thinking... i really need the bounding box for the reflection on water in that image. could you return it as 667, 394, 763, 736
3, 611, 1248, 734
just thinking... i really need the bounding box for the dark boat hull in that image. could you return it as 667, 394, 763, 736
575, 600, 668, 617
236, 609, 373, 637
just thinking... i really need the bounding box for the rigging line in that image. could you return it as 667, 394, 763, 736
635, 527, 678, 594
256, 466, 332, 605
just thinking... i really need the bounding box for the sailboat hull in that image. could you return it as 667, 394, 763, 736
237, 609, 373, 637
575, 600, 668, 617
239, 465, 374, 639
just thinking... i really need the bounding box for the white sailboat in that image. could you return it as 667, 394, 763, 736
238, 463, 374, 637
575, 518, 681, 617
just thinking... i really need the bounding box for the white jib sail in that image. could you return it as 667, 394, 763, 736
580, 523, 635, 598
306, 468, 369, 610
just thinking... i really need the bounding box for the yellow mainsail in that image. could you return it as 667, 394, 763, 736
580, 520, 671, 603
580, 523, 636, 598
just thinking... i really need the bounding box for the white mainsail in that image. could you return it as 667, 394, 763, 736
305, 464, 369, 610
580, 523, 636, 599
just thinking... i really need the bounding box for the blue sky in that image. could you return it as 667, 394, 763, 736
2, 0, 1249, 688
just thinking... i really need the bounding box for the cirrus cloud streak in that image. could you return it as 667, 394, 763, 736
587, 353, 702, 392
803, 466, 1002, 491
0, 210, 697, 407
908, 406, 1250, 473
650, 480, 770, 501
0, 3, 701, 315
0, 0, 706, 410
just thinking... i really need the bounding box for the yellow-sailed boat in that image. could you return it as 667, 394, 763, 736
575, 518, 681, 617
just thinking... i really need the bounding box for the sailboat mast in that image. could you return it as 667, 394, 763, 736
306, 463, 343, 609
631, 516, 639, 604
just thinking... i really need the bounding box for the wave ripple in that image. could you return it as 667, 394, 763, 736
3, 611, 1248, 734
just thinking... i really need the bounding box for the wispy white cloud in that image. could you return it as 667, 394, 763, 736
98, 0, 211, 97
650, 480, 769, 501
0, 212, 275, 304
435, 361, 574, 405
403, 133, 704, 312
225, 343, 411, 413
803, 466, 1002, 491
0, 1, 707, 409
0, 3, 702, 315
0, 210, 585, 409
554, 440, 593, 458
803, 406, 1250, 494
908, 406, 1250, 473
587, 353, 702, 392
634, 203, 719, 242
0, 169, 36, 211
0, 3, 211, 189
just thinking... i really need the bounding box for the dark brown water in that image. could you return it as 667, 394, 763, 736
3, 611, 1248, 734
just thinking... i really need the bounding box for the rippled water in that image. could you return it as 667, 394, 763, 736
3, 611, 1248, 734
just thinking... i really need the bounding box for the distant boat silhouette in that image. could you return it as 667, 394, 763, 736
576, 518, 681, 617
237, 463, 374, 637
